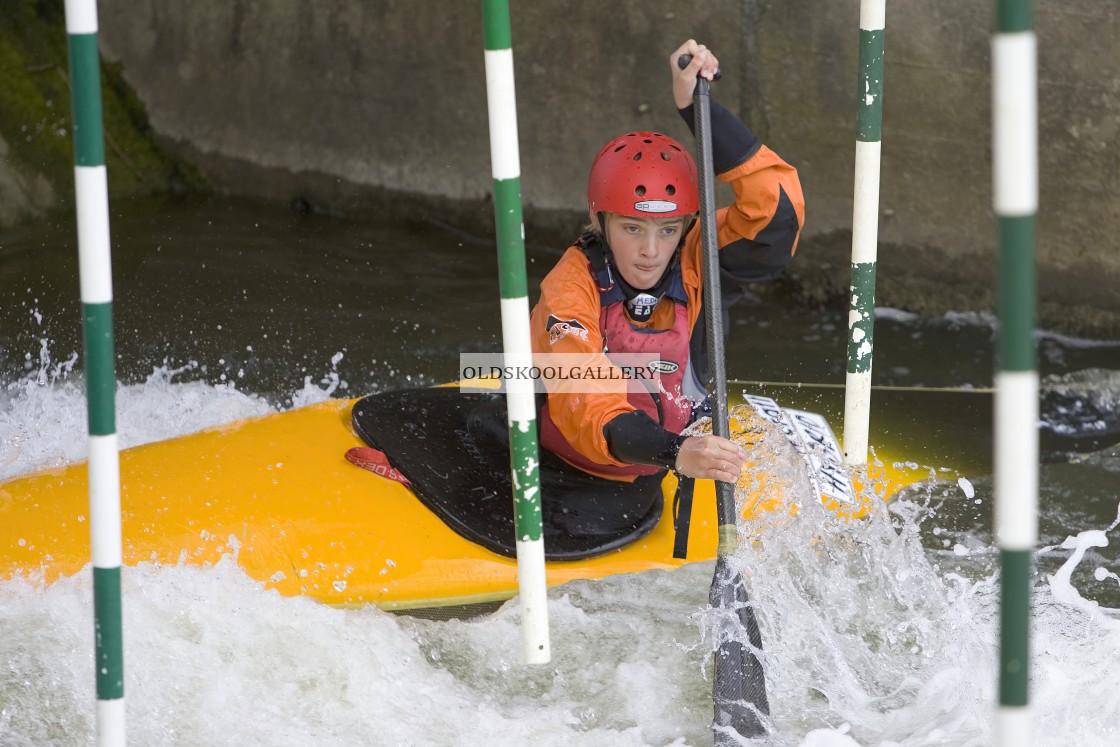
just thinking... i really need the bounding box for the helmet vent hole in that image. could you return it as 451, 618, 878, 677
660, 152, 672, 161
613, 145, 626, 153
632, 152, 642, 161
665, 185, 676, 196
635, 185, 647, 197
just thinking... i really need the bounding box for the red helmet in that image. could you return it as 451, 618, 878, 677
587, 132, 699, 218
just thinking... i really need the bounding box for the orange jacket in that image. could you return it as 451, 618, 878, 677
530, 144, 805, 474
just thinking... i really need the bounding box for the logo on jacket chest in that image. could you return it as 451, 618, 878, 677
647, 359, 680, 374
546, 315, 590, 345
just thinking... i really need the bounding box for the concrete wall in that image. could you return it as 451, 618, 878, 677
95, 2, 745, 217
49, 2, 1120, 333
748, 1, 1119, 335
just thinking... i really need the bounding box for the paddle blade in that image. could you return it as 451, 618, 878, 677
710, 554, 770, 742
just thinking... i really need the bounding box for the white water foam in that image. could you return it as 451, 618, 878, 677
3, 357, 1120, 745
0, 349, 351, 482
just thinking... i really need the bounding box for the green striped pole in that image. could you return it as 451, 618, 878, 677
993, 0, 1037, 742
842, 0, 886, 467
64, 1, 125, 743
481, 0, 550, 664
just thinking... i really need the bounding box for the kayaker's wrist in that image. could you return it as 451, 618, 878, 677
664, 433, 690, 473
604, 411, 681, 470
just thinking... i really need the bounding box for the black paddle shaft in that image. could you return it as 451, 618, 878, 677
679, 53, 771, 742
677, 55, 732, 519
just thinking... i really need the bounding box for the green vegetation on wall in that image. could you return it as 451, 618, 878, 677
0, 0, 204, 225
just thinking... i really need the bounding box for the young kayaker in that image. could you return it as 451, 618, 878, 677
529, 39, 805, 538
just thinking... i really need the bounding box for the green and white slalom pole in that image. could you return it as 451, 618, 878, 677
481, 0, 550, 665
64, 0, 125, 743
993, 0, 1038, 742
842, 0, 886, 467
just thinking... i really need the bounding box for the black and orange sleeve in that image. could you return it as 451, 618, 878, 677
530, 248, 637, 469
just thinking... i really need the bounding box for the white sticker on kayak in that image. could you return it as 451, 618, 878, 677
744, 394, 786, 429
745, 395, 856, 506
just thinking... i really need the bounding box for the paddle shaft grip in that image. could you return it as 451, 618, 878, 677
676, 53, 722, 81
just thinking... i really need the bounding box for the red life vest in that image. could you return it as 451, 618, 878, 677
539, 238, 702, 478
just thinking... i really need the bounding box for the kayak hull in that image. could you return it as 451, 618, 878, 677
0, 396, 912, 610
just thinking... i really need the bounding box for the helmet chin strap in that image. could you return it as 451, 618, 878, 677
596, 213, 694, 323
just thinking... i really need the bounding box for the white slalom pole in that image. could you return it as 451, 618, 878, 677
63, 0, 126, 743
842, 0, 886, 466
481, 0, 550, 664
992, 0, 1039, 742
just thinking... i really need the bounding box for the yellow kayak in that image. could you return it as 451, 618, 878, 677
0, 390, 928, 611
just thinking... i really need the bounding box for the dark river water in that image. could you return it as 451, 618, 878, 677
2, 195, 1119, 745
